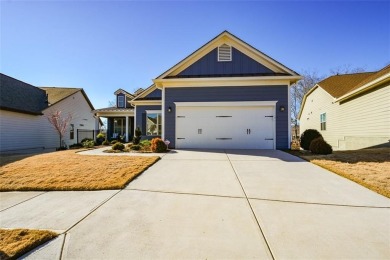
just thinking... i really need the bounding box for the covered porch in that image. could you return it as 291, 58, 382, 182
94, 108, 134, 142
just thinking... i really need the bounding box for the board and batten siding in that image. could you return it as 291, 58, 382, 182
42, 91, 97, 148
299, 83, 390, 150
0, 110, 44, 152
178, 47, 274, 76
164, 86, 289, 149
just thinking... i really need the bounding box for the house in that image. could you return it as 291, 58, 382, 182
0, 73, 100, 152
95, 31, 301, 149
298, 65, 390, 150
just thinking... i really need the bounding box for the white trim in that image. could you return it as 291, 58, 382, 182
95, 111, 134, 117
174, 101, 277, 107
155, 76, 301, 88
125, 116, 129, 142
145, 110, 162, 113
131, 100, 162, 106
273, 105, 277, 149
131, 84, 156, 100
162, 87, 165, 140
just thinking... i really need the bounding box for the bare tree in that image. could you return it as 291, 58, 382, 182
290, 70, 324, 139
108, 100, 116, 107
46, 110, 73, 148
329, 64, 366, 75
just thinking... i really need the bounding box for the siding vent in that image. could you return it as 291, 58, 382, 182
218, 44, 232, 62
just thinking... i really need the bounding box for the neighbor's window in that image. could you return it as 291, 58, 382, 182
146, 110, 162, 136
70, 124, 74, 139
117, 96, 125, 108
320, 113, 326, 130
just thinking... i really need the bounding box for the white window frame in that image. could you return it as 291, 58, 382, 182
146, 110, 162, 136
320, 112, 326, 131
117, 96, 125, 108
218, 44, 232, 62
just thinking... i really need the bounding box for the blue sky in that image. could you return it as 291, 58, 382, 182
1, 0, 389, 109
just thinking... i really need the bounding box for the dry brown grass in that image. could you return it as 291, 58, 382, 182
287, 148, 390, 198
0, 150, 159, 191
0, 229, 57, 259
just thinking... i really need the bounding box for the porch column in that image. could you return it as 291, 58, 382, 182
125, 116, 129, 142
95, 116, 100, 141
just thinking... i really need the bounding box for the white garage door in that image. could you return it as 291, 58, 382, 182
175, 102, 276, 149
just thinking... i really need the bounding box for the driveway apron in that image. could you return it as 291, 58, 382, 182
1, 149, 389, 259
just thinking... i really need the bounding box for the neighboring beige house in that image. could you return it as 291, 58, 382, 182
0, 73, 100, 153
298, 65, 390, 150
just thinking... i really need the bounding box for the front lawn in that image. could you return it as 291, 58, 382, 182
287, 148, 390, 198
0, 229, 57, 259
0, 150, 159, 191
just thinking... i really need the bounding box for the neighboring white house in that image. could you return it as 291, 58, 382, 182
298, 65, 390, 150
0, 73, 100, 153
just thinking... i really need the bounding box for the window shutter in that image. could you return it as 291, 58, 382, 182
218, 44, 232, 62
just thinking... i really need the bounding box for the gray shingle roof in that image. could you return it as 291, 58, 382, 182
0, 73, 48, 115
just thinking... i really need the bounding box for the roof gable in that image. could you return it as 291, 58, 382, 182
114, 88, 135, 99
40, 87, 96, 111
156, 30, 299, 80
173, 47, 277, 78
0, 73, 48, 115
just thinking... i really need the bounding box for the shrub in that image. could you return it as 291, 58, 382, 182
69, 143, 83, 149
112, 142, 125, 151
102, 139, 110, 146
111, 140, 118, 145
130, 145, 141, 151
151, 138, 167, 153
300, 129, 322, 150
82, 140, 95, 148
309, 137, 333, 155
96, 132, 105, 139
81, 138, 93, 144
140, 140, 151, 147
133, 127, 142, 145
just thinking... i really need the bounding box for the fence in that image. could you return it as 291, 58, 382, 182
77, 129, 95, 143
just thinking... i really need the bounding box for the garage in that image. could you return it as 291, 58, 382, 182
175, 101, 276, 149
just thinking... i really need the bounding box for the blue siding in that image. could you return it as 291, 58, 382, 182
177, 48, 274, 77
164, 86, 289, 149
145, 89, 162, 98
135, 105, 162, 136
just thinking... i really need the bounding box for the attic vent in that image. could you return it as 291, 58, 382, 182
218, 44, 232, 62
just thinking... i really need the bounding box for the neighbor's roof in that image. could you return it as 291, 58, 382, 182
0, 73, 48, 115
317, 72, 375, 98
40, 87, 96, 111
93, 107, 134, 112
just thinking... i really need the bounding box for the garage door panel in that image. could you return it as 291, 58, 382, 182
176, 105, 275, 149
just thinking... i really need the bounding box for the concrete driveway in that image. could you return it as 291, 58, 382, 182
1, 150, 389, 259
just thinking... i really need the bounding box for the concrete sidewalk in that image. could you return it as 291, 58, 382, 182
1, 149, 389, 259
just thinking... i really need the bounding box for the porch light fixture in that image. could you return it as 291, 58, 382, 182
279, 106, 285, 112
168, 106, 172, 113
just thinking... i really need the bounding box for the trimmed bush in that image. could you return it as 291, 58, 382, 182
112, 142, 125, 151
140, 140, 151, 147
81, 138, 93, 144
133, 127, 142, 145
309, 137, 333, 155
130, 145, 141, 151
151, 138, 167, 153
300, 129, 322, 150
96, 132, 105, 139
111, 140, 118, 145
69, 143, 83, 149
82, 140, 95, 148
102, 140, 110, 146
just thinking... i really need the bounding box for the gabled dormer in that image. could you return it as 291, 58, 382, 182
114, 89, 134, 108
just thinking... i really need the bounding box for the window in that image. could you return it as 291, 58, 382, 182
70, 124, 74, 139
218, 44, 232, 62
146, 110, 162, 136
320, 113, 326, 130
117, 96, 125, 108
